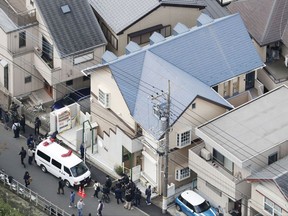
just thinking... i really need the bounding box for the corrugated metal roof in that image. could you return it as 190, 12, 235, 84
0, 8, 18, 32
198, 85, 288, 166
89, 0, 205, 34
35, 0, 107, 58
202, 0, 230, 19
228, 0, 288, 46
85, 13, 264, 140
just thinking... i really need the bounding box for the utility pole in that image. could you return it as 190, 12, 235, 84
162, 80, 170, 214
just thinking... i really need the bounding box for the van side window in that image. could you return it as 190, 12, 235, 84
64, 166, 71, 176
37, 150, 50, 162
52, 159, 61, 169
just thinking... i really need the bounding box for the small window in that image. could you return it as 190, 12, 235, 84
66, 80, 73, 86
4, 65, 8, 89
52, 159, 61, 169
64, 166, 71, 176
25, 76, 32, 83
37, 150, 50, 162
19, 31, 26, 48
268, 152, 278, 165
191, 103, 196, 109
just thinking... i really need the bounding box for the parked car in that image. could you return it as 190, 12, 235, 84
51, 87, 90, 111
175, 190, 217, 216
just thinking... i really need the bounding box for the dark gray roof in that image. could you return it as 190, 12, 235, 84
202, 0, 230, 19
35, 0, 106, 58
228, 0, 288, 46
248, 155, 288, 201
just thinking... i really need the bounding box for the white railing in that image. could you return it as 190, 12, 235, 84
0, 169, 70, 216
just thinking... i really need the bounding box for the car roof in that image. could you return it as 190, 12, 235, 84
181, 190, 205, 206
36, 139, 82, 168
68, 87, 90, 101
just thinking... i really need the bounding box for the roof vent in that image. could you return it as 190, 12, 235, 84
149, 32, 165, 45
61, 5, 71, 14
197, 13, 213, 26
102, 51, 118, 64
172, 23, 189, 36
125, 41, 141, 54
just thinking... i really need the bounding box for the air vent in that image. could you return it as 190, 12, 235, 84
149, 32, 165, 45
61, 5, 71, 14
172, 23, 189, 36
102, 51, 117, 64
197, 13, 213, 26
126, 41, 141, 54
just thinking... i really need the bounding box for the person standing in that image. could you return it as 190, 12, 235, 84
76, 199, 84, 216
114, 186, 124, 204
27, 134, 34, 147
145, 185, 152, 205
134, 188, 141, 207
27, 146, 34, 165
57, 178, 65, 194
124, 188, 132, 210
80, 143, 85, 159
97, 200, 104, 216
12, 120, 21, 138
69, 191, 76, 208
34, 117, 41, 135
92, 180, 100, 198
20, 114, 26, 133
19, 147, 27, 168
23, 171, 31, 187
104, 175, 112, 194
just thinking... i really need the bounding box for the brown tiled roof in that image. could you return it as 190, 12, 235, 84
228, 0, 288, 46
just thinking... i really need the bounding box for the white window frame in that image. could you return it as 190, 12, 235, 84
98, 88, 110, 108
176, 130, 191, 148
264, 197, 282, 216
73, 52, 93, 65
175, 167, 190, 181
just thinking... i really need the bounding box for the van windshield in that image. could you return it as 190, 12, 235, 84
70, 162, 88, 177
194, 200, 211, 213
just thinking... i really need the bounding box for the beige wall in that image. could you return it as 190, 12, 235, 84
108, 6, 201, 56
252, 39, 266, 62
169, 97, 228, 149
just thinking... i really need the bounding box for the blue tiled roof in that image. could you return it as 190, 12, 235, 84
86, 13, 264, 140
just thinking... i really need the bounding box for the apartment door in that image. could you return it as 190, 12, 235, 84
44, 80, 53, 97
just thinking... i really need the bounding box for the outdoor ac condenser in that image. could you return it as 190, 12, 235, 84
200, 148, 211, 161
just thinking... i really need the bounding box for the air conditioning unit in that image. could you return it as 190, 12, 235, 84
200, 148, 211, 161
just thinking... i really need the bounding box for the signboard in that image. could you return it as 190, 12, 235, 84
56, 108, 72, 133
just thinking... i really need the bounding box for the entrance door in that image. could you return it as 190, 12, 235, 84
44, 80, 53, 97
245, 71, 255, 90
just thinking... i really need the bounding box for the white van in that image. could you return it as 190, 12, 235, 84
35, 138, 91, 187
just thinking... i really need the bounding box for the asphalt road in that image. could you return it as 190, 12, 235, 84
0, 124, 149, 216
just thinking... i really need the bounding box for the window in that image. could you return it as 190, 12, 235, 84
268, 152, 278, 165
73, 53, 93, 65
42, 36, 53, 68
192, 103, 196, 109
129, 25, 171, 45
175, 167, 190, 181
213, 149, 233, 173
25, 76, 32, 83
4, 65, 8, 89
223, 81, 229, 97
98, 88, 110, 108
232, 78, 239, 95
37, 150, 50, 162
19, 31, 26, 48
100, 23, 118, 50
66, 80, 73, 86
52, 159, 61, 169
264, 197, 282, 216
64, 166, 71, 176
177, 130, 191, 147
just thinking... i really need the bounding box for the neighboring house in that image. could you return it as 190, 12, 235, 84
228, 0, 288, 92
189, 85, 288, 216
81, 13, 264, 197
88, 0, 205, 56
246, 155, 288, 216
0, 0, 106, 108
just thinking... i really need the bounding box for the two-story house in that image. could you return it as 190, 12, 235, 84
189, 85, 288, 215
247, 155, 288, 216
82, 13, 264, 198
228, 0, 288, 92
88, 0, 205, 56
0, 0, 106, 109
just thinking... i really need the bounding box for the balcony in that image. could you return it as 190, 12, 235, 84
189, 142, 249, 200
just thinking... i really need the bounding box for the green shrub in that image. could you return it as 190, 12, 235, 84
0, 197, 24, 216
114, 165, 123, 176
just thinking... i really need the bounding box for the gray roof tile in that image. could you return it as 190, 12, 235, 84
35, 0, 106, 58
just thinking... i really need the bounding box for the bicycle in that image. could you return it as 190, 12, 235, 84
101, 190, 111, 203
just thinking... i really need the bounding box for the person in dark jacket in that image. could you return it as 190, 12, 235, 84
124, 188, 132, 210
19, 114, 26, 133
145, 185, 152, 205
134, 188, 141, 207
104, 175, 112, 193
80, 143, 84, 159
23, 171, 31, 187
57, 178, 65, 194
19, 147, 27, 168
34, 117, 41, 135
12, 121, 20, 138
114, 186, 124, 204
